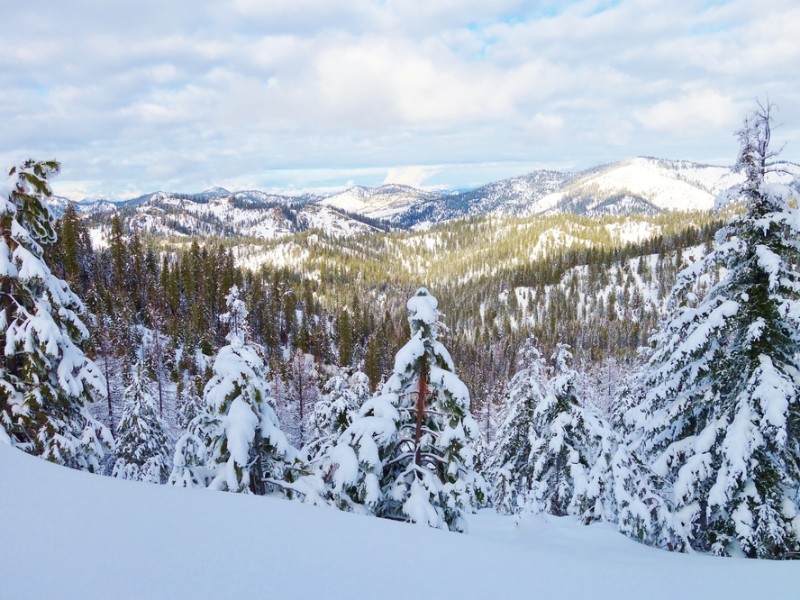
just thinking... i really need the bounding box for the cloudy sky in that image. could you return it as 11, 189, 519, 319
2, 0, 799, 199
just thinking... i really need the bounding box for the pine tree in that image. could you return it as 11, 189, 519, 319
489, 341, 683, 547
306, 370, 368, 460
505, 344, 609, 517
486, 337, 549, 515
0, 160, 111, 470
306, 369, 370, 486
328, 288, 486, 531
170, 285, 298, 495
112, 361, 172, 483
174, 375, 203, 432
635, 103, 800, 558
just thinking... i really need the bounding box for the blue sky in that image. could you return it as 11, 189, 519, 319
2, 0, 798, 199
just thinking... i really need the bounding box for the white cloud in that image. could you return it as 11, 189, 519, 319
634, 90, 739, 134
0, 0, 798, 197
383, 165, 441, 188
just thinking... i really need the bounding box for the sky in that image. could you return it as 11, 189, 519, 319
2, 0, 799, 199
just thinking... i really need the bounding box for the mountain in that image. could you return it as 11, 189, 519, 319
91, 190, 384, 240
528, 157, 741, 216
313, 158, 750, 229
68, 157, 800, 239
319, 183, 445, 221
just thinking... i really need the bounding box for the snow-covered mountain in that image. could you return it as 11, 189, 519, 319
64, 158, 800, 238
529, 158, 742, 216
88, 188, 383, 240
320, 183, 444, 221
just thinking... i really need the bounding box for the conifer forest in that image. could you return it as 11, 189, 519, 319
3, 102, 800, 565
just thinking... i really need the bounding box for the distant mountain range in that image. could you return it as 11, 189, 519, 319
51, 157, 800, 240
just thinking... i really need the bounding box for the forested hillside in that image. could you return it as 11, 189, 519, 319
53, 202, 725, 435
3, 104, 799, 560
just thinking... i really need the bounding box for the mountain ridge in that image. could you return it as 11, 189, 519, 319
55, 157, 800, 239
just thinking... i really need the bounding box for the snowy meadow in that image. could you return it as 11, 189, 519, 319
3, 444, 797, 600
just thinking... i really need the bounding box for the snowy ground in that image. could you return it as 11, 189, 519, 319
3, 445, 797, 600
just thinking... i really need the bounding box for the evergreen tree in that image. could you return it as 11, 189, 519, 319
305, 369, 370, 476
634, 103, 800, 558
112, 361, 172, 483
522, 345, 595, 516
174, 375, 203, 432
285, 349, 320, 448
488, 341, 683, 548
486, 337, 548, 515
170, 285, 297, 495
0, 160, 111, 470
328, 288, 486, 531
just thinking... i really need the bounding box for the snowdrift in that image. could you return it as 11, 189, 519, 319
2, 446, 796, 599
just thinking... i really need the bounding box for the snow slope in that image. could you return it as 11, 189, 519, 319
2, 446, 797, 600
534, 158, 728, 215
320, 184, 441, 220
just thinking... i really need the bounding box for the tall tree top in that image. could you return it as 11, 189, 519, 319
2, 159, 60, 252
220, 284, 249, 346
735, 101, 778, 187
406, 287, 439, 337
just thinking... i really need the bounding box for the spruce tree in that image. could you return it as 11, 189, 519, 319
486, 337, 549, 515
112, 361, 172, 483
305, 369, 369, 467
523, 344, 603, 516
635, 103, 800, 558
0, 160, 111, 470
171, 285, 298, 495
491, 341, 683, 548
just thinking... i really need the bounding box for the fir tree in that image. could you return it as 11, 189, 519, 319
328, 288, 486, 531
518, 344, 607, 517
0, 160, 111, 470
112, 361, 172, 483
634, 103, 800, 558
174, 375, 203, 432
486, 337, 549, 515
305, 369, 369, 468
170, 285, 297, 495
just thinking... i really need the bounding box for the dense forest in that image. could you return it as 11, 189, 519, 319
3, 104, 799, 559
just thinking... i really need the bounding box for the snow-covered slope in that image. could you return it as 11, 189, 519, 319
320, 184, 442, 221
3, 446, 796, 600
119, 190, 380, 239
532, 158, 739, 216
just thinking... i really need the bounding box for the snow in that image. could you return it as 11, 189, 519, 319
225, 396, 258, 465
320, 184, 435, 220
534, 158, 720, 214
406, 287, 438, 325
2, 446, 797, 600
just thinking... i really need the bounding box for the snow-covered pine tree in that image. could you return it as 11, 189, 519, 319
112, 361, 172, 483
606, 441, 686, 550
635, 102, 800, 558
327, 288, 486, 531
489, 342, 683, 547
305, 369, 369, 467
285, 348, 321, 448
0, 160, 111, 470
522, 344, 606, 516
486, 337, 549, 515
171, 285, 298, 495
169, 412, 215, 489
174, 375, 203, 432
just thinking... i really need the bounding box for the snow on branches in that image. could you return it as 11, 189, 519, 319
322, 288, 487, 531
0, 160, 111, 470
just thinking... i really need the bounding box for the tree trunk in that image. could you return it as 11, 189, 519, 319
414, 355, 429, 467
